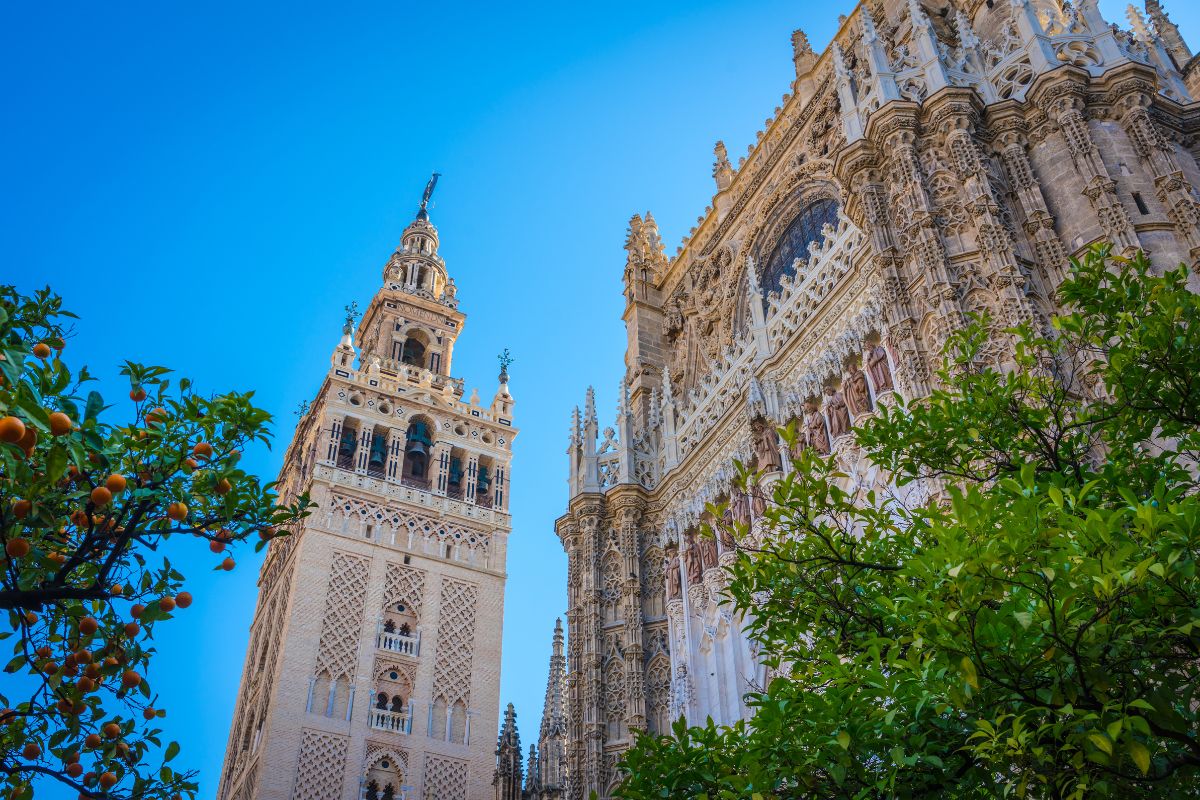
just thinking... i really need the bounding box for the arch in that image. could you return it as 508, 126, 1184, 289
403, 415, 435, 482
759, 197, 841, 298
363, 747, 408, 778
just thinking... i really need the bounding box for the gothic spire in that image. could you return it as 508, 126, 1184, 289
493, 703, 523, 800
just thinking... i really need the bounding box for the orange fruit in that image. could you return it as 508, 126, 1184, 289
184, 458, 198, 471
167, 502, 188, 521
175, 591, 193, 609
105, 474, 127, 493
78, 617, 98, 636
0, 416, 24, 443
120, 670, 141, 689
48, 412, 72, 436
129, 388, 147, 402
24, 611, 37, 624
123, 622, 140, 638
75, 649, 93, 664
48, 551, 67, 564
32, 343, 51, 359
214, 478, 232, 495
159, 596, 176, 612
99, 772, 117, 789
66, 763, 83, 778
192, 442, 213, 459
16, 427, 37, 452
102, 722, 121, 739
12, 499, 32, 519
65, 750, 80, 764
78, 676, 96, 693
145, 407, 168, 426
142, 707, 156, 720
110, 583, 124, 596
130, 604, 145, 618
221, 557, 236, 571
6, 538, 30, 558
89, 486, 112, 507
22, 742, 40, 759
209, 540, 225, 554
84, 733, 102, 749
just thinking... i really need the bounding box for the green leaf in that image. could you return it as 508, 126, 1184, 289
836, 730, 850, 750
165, 740, 180, 762
961, 657, 979, 690
1128, 740, 1150, 775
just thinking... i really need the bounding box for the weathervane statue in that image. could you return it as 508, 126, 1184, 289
416, 172, 441, 219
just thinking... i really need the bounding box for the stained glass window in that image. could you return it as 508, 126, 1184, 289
760, 198, 840, 298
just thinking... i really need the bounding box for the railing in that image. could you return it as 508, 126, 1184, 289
399, 474, 431, 491
447, 483, 465, 500
377, 630, 420, 656
361, 785, 413, 800
368, 707, 412, 735
475, 493, 494, 509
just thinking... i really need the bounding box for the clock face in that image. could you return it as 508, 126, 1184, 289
761, 198, 840, 298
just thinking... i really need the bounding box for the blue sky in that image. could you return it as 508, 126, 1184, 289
3, 1, 1197, 797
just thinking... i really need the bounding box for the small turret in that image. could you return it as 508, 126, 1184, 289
331, 301, 358, 370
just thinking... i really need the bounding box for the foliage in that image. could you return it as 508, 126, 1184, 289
0, 286, 310, 799
616, 246, 1200, 799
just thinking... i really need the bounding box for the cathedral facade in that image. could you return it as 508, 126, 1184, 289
217, 185, 518, 800
554, 0, 1200, 797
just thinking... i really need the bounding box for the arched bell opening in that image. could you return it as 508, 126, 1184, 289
402, 417, 434, 488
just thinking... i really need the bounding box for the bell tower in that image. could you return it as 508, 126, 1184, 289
218, 175, 518, 800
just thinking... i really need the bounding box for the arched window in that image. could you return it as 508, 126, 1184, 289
401, 337, 426, 367
760, 198, 840, 298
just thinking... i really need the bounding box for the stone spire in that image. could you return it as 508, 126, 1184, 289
492, 703, 523, 800
712, 140, 734, 192
1145, 0, 1191, 67
534, 619, 568, 798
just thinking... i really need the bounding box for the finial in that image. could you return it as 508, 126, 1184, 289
342, 301, 360, 335
791, 29, 813, 58
416, 172, 441, 221
498, 348, 514, 383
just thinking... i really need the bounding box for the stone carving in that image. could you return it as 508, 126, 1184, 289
868, 344, 894, 391
751, 420, 782, 472
697, 532, 718, 569
683, 537, 703, 585
665, 549, 681, 599
825, 386, 851, 439
844, 363, 873, 416
805, 399, 830, 454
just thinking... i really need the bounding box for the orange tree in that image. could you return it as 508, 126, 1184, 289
0, 286, 310, 800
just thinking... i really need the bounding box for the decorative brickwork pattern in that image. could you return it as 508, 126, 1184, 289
314, 551, 371, 680
432, 579, 478, 705
424, 755, 468, 800
383, 562, 426, 619
329, 492, 491, 556
291, 729, 348, 800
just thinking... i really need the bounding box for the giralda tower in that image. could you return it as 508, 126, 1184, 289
218, 177, 518, 800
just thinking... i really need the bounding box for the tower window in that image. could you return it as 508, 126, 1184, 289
401, 337, 426, 366
1133, 192, 1150, 215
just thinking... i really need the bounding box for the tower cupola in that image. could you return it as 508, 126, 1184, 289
383, 173, 457, 306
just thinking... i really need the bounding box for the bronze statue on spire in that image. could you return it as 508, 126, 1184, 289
416, 172, 441, 220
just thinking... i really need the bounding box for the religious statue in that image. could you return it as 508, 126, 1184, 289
730, 489, 752, 527
698, 532, 719, 570
665, 549, 681, 600
788, 418, 808, 459
684, 538, 703, 584
752, 420, 782, 472
825, 386, 851, 439
845, 362, 873, 416
804, 398, 830, 454
868, 344, 894, 391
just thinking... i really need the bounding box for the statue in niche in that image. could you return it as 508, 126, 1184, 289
845, 362, 873, 416
868, 344, 894, 391
698, 530, 719, 570
730, 489, 751, 528
684, 536, 703, 584
804, 398, 830, 454
752, 420, 782, 472
788, 419, 808, 459
825, 386, 851, 439
665, 548, 681, 600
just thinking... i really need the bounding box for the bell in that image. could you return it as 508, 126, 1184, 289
448, 457, 464, 485
406, 440, 427, 457
476, 465, 491, 493
408, 421, 433, 446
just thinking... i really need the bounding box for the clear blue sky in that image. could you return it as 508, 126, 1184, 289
3, 1, 1196, 797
